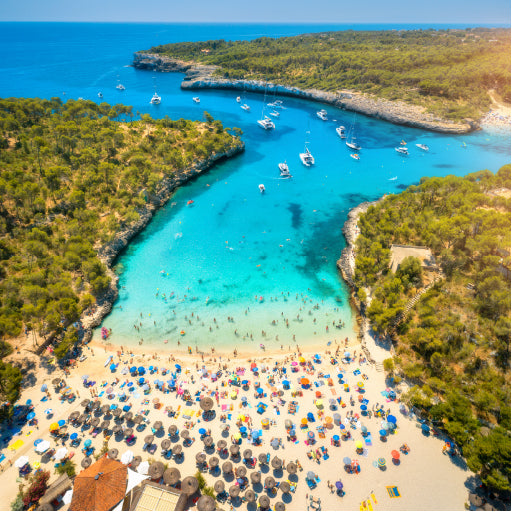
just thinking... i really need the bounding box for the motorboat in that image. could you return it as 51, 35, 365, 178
259, 184, 265, 193
278, 162, 292, 178
416, 143, 429, 151
98, 92, 103, 98
317, 109, 328, 121
336, 126, 346, 139
241, 104, 251, 112
350, 153, 360, 160
116, 83, 125, 91
257, 117, 275, 130
193, 97, 200, 103
400, 139, 407, 146
236, 96, 241, 103
269, 110, 280, 117
299, 147, 315, 167
395, 147, 409, 155
150, 92, 161, 105
346, 140, 361, 151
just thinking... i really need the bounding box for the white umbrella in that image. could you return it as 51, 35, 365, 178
121, 367, 129, 375
54, 447, 68, 461
62, 490, 73, 505
44, 408, 53, 415
120, 450, 134, 464
15, 456, 29, 468
35, 440, 51, 454
137, 461, 149, 475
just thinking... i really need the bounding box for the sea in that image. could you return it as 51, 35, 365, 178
1, 22, 510, 354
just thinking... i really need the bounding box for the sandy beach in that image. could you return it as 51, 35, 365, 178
1, 331, 473, 511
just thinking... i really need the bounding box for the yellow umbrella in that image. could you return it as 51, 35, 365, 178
50, 422, 59, 431
298, 357, 305, 364
230, 391, 237, 399
33, 461, 41, 469
233, 433, 241, 440
9, 439, 24, 451
301, 418, 308, 425
355, 440, 363, 449
315, 400, 323, 408
325, 416, 333, 424
357, 381, 364, 388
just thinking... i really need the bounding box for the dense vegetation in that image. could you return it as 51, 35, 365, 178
353, 168, 511, 492
0, 97, 241, 407
145, 28, 511, 122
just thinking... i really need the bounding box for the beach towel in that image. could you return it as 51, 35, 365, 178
353, 369, 361, 376
98, 391, 104, 397
386, 486, 400, 498
364, 435, 372, 446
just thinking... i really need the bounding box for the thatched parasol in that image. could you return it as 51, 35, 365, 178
286, 462, 297, 474
161, 439, 171, 450
271, 456, 282, 469
229, 444, 240, 456
236, 466, 247, 478
222, 461, 233, 473
208, 456, 219, 468
217, 440, 227, 450
229, 485, 240, 498
90, 417, 100, 427
245, 489, 256, 502
130, 456, 141, 469
265, 476, 276, 488
91, 400, 101, 411
52, 378, 62, 386
81, 457, 92, 469
250, 471, 261, 484
275, 501, 285, 510
77, 414, 88, 424
258, 453, 268, 464
196, 452, 206, 464
149, 461, 165, 480
163, 467, 181, 485
107, 448, 119, 460
243, 449, 252, 460
144, 435, 154, 445
181, 476, 199, 495
112, 425, 122, 434
153, 421, 162, 431
124, 428, 133, 437
197, 495, 216, 511
69, 456, 127, 511
69, 411, 80, 421
279, 481, 290, 493
37, 502, 54, 510
168, 425, 178, 435
259, 495, 270, 509
133, 415, 143, 424
180, 429, 190, 439
200, 397, 214, 411
214, 480, 225, 493
112, 408, 122, 417
204, 436, 214, 447
469, 494, 484, 507
124, 412, 133, 422
81, 399, 91, 408
172, 444, 182, 456
99, 420, 110, 431
100, 405, 110, 415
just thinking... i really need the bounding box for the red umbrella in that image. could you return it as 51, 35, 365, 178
391, 450, 400, 460
250, 363, 257, 369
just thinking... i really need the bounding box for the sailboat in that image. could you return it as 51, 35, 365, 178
345, 113, 361, 151
257, 84, 275, 130
116, 76, 125, 91
299, 131, 315, 166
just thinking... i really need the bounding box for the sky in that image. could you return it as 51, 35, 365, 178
0, 0, 510, 24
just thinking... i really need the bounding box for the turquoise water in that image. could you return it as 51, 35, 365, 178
0, 23, 509, 352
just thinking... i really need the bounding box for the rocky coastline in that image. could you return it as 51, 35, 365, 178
79, 142, 244, 345
133, 52, 477, 134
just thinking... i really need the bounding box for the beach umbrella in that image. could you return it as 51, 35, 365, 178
83, 439, 92, 448
361, 425, 368, 434
204, 436, 214, 447
149, 461, 165, 480
196, 452, 206, 464
49, 422, 59, 430
131, 456, 142, 469
336, 481, 343, 490
229, 444, 239, 456
163, 467, 181, 485
355, 440, 363, 449
101, 404, 110, 414
110, 363, 116, 371
124, 428, 133, 437
14, 456, 29, 468
81, 399, 91, 408
172, 444, 182, 456
421, 423, 430, 433
259, 495, 270, 509
214, 480, 225, 493
243, 449, 252, 460
34, 439, 42, 446
41, 383, 48, 392
55, 447, 68, 461
280, 481, 290, 493
200, 397, 214, 411
275, 502, 285, 511
35, 440, 51, 454
57, 419, 66, 428
144, 435, 154, 445
180, 430, 189, 439
360, 404, 367, 411
468, 493, 484, 507
245, 489, 256, 502
236, 466, 246, 478
182, 476, 199, 495
250, 471, 261, 484
286, 461, 297, 474
197, 495, 216, 511
307, 431, 315, 440
271, 456, 282, 469
100, 420, 110, 430
222, 461, 233, 473
168, 425, 178, 436
108, 448, 119, 460
112, 424, 122, 435
265, 476, 276, 488
138, 367, 145, 375
112, 408, 122, 417
387, 415, 397, 424
271, 437, 280, 448
307, 471, 316, 480
377, 457, 386, 467
120, 451, 134, 465
137, 461, 149, 475
333, 435, 340, 442
133, 415, 143, 424
379, 429, 387, 437
91, 400, 101, 411
208, 456, 219, 468
153, 421, 162, 431
391, 450, 400, 460
198, 428, 207, 436
81, 457, 92, 469
229, 485, 240, 498
258, 453, 268, 464
77, 413, 88, 424
68, 411, 80, 421
46, 409, 54, 417
161, 439, 171, 450
217, 440, 227, 450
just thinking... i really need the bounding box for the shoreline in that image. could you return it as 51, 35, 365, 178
133, 52, 478, 134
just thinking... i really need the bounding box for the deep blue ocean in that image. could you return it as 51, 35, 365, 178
1, 23, 509, 354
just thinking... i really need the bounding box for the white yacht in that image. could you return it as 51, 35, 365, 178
192, 97, 200, 103
269, 110, 280, 118
150, 92, 161, 105
257, 116, 275, 130
336, 125, 346, 139
416, 143, 429, 151
97, 92, 103, 98
395, 147, 409, 155
317, 109, 328, 121
241, 103, 251, 112
116, 83, 125, 91
299, 147, 315, 167
236, 96, 241, 103
278, 161, 292, 178
259, 184, 266, 193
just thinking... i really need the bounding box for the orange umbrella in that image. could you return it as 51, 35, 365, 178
315, 391, 322, 398
301, 418, 308, 425
325, 417, 333, 424
300, 378, 309, 385
391, 450, 400, 459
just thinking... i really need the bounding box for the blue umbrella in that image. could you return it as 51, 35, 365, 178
242, 380, 249, 385
44, 408, 53, 415
252, 367, 258, 372
175, 364, 181, 370
314, 354, 320, 359
360, 405, 367, 411
40, 384, 48, 392
70, 433, 78, 440
379, 429, 387, 436
240, 426, 247, 433
110, 404, 117, 410
339, 424, 345, 430
307, 431, 315, 438
130, 367, 136, 373
58, 420, 66, 427
335, 481, 343, 490
333, 435, 340, 441
387, 415, 397, 424
138, 367, 145, 375
122, 405, 131, 412
421, 423, 430, 433
199, 428, 206, 435
110, 363, 116, 371
149, 366, 154, 372
282, 380, 289, 385
25, 399, 32, 406
337, 374, 343, 379
289, 429, 296, 437
343, 457, 351, 465
167, 380, 175, 386
142, 384, 149, 391
257, 388, 263, 394
138, 377, 145, 385
27, 412, 36, 420
84, 439, 92, 448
